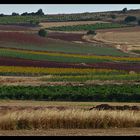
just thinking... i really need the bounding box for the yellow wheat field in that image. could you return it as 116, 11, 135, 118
0, 66, 121, 74
0, 109, 139, 130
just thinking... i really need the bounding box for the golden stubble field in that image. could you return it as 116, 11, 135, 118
0, 100, 139, 136
89, 26, 140, 54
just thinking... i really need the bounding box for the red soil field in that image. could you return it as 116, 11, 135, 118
0, 32, 49, 46
0, 25, 34, 31
48, 32, 89, 42
0, 57, 140, 72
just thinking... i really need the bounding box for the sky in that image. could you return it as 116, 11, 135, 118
0, 4, 140, 15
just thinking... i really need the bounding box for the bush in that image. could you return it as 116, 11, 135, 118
38, 29, 47, 37
122, 8, 127, 13
110, 14, 116, 19
12, 12, 19, 16
30, 20, 40, 26
124, 16, 137, 23
138, 20, 140, 25
87, 30, 97, 35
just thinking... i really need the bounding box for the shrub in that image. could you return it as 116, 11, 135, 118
110, 14, 116, 19
38, 29, 47, 37
30, 20, 40, 26
122, 8, 127, 13
87, 30, 97, 35
124, 16, 137, 23
138, 20, 140, 25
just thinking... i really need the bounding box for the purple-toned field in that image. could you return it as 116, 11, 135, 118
0, 57, 140, 72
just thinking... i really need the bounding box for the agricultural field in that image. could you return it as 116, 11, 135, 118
40, 21, 110, 28
46, 23, 129, 31
0, 5, 140, 136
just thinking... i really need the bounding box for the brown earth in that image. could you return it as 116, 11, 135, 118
47, 32, 90, 42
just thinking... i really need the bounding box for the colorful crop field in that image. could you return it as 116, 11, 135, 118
0, 32, 130, 56
0, 5, 140, 136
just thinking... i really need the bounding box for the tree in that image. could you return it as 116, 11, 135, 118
30, 20, 40, 26
110, 14, 116, 19
0, 14, 4, 17
12, 12, 19, 16
122, 8, 127, 13
38, 29, 47, 37
36, 9, 44, 16
138, 20, 140, 25
21, 12, 28, 16
124, 16, 137, 23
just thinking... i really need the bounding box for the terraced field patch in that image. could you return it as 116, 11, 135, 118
0, 32, 129, 56
40, 21, 110, 28
46, 23, 129, 31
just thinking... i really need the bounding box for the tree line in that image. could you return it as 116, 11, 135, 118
0, 9, 45, 17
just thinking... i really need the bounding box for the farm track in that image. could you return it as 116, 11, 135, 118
0, 76, 140, 86
0, 128, 140, 136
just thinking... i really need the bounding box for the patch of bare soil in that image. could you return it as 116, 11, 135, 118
47, 32, 90, 43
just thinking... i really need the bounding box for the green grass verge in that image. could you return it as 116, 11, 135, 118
41, 74, 140, 82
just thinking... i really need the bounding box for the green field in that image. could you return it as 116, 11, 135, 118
0, 85, 139, 102
46, 23, 129, 31
41, 74, 140, 82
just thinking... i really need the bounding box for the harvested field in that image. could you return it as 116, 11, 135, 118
40, 21, 110, 28
89, 26, 140, 55
0, 109, 139, 130
96, 31, 140, 45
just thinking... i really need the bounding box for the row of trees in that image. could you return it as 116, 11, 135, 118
0, 9, 45, 17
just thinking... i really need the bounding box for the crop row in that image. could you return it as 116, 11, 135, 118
46, 23, 128, 31
0, 66, 123, 75
1, 57, 140, 72
41, 74, 140, 82
0, 85, 139, 101
0, 48, 140, 63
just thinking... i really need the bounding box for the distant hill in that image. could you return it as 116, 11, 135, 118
0, 9, 140, 25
